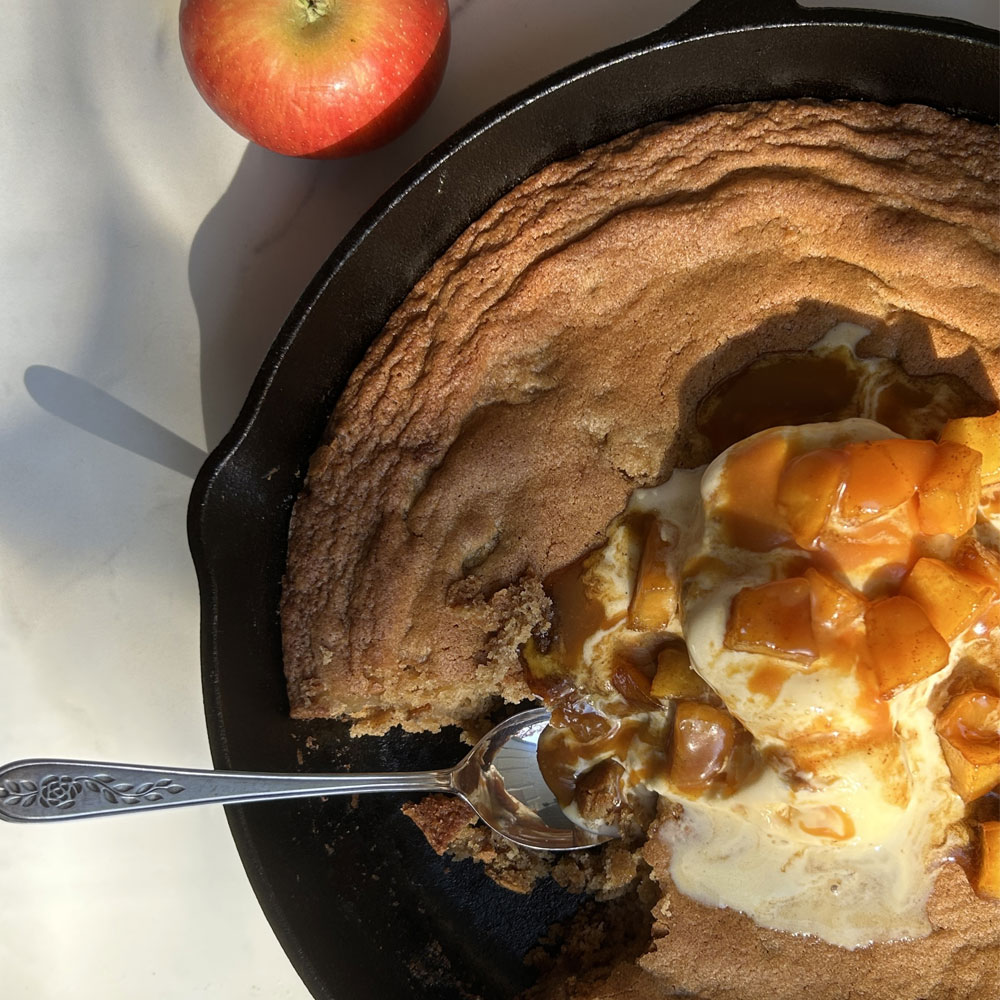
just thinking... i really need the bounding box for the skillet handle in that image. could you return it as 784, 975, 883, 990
659, 0, 809, 38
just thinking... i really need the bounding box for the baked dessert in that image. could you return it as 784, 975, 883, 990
280, 100, 1000, 998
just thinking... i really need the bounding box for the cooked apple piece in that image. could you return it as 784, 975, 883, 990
628, 518, 677, 630
936, 690, 1000, 766
900, 557, 994, 641
670, 702, 736, 795
650, 645, 710, 700
776, 448, 847, 549
521, 636, 565, 688
610, 656, 659, 710
978, 604, 1000, 636
951, 536, 1000, 591
725, 577, 817, 665
976, 821, 1000, 899
573, 758, 626, 824
721, 726, 758, 794
804, 567, 866, 635
940, 411, 1000, 486
916, 441, 982, 537
864, 595, 950, 697
840, 439, 935, 523
879, 437, 941, 488
558, 700, 615, 745
938, 737, 1000, 801
775, 448, 847, 548
718, 431, 794, 552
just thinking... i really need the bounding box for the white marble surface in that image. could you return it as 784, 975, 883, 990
0, 1, 995, 996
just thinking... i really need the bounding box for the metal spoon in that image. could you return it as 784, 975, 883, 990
0, 707, 614, 851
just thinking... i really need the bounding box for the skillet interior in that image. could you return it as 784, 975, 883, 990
187, 2, 999, 997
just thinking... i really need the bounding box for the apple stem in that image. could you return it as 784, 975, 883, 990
298, 0, 330, 23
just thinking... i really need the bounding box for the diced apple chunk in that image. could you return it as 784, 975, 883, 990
879, 438, 941, 490
864, 595, 950, 697
521, 636, 564, 686
718, 432, 794, 552
628, 519, 677, 630
938, 737, 1000, 801
776, 448, 846, 547
725, 577, 817, 665
900, 557, 994, 641
840, 439, 935, 523
951, 536, 1000, 591
650, 646, 710, 700
573, 759, 626, 824
976, 822, 1000, 899
935, 690, 1000, 766
940, 411, 1000, 487
610, 656, 659, 710
916, 441, 982, 537
804, 567, 866, 635
670, 702, 736, 795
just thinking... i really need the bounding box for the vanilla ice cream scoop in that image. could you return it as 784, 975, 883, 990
530, 367, 1000, 947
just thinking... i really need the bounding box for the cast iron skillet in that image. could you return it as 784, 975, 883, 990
187, 2, 998, 997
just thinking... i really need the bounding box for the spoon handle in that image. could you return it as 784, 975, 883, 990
0, 758, 455, 822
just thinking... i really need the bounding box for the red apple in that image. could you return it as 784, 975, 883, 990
179, 0, 451, 158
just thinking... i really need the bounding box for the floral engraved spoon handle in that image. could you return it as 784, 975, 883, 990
0, 712, 612, 850
0, 758, 453, 822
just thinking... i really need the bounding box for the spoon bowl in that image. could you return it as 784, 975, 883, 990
0, 707, 615, 851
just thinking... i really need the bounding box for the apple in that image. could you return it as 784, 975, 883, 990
179, 0, 451, 158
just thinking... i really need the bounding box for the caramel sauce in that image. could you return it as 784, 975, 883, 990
544, 550, 621, 665
875, 376, 990, 440
852, 663, 895, 744
876, 380, 940, 436
697, 352, 857, 454
537, 725, 581, 807
798, 804, 856, 841
696, 343, 990, 457
748, 662, 792, 701
536, 710, 666, 808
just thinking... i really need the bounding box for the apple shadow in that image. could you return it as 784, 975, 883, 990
188, 143, 435, 451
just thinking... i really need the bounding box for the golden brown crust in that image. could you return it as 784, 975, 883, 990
281, 99, 998, 737
402, 793, 646, 898
400, 794, 478, 855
